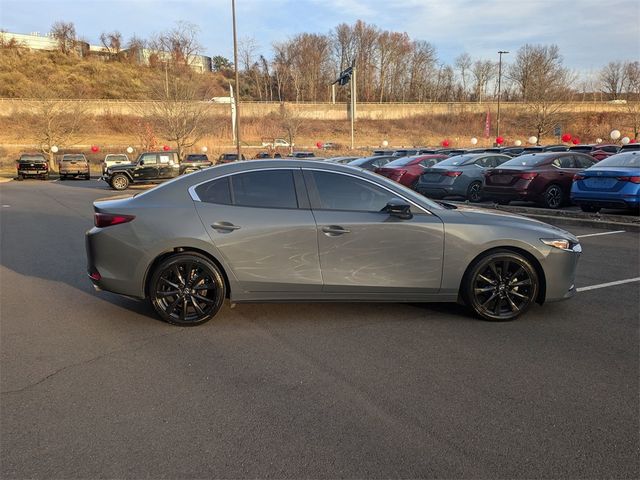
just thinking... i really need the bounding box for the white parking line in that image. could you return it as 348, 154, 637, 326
577, 277, 640, 292
576, 230, 626, 239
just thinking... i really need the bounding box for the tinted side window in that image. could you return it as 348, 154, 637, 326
231, 170, 298, 209
575, 156, 595, 169
311, 171, 397, 212
601, 145, 618, 153
552, 156, 575, 168
195, 177, 231, 205
475, 157, 492, 168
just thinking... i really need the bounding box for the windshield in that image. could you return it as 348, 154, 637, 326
186, 155, 208, 161
435, 155, 475, 167
106, 155, 128, 161
62, 155, 86, 161
594, 153, 640, 168
19, 154, 46, 162
500, 154, 549, 167
348, 157, 377, 166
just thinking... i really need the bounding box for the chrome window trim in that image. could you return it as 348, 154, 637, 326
188, 166, 433, 215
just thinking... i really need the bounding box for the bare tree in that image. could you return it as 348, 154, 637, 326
145, 73, 211, 160
124, 35, 145, 64
99, 31, 122, 58
599, 61, 627, 100
455, 53, 472, 101
278, 104, 304, 154
50, 21, 76, 55
28, 88, 87, 167
470, 60, 496, 102
150, 21, 202, 69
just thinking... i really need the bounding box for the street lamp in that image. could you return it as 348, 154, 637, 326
231, 0, 241, 160
496, 50, 509, 142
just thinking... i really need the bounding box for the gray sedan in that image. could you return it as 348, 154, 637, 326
415, 153, 511, 202
86, 160, 581, 326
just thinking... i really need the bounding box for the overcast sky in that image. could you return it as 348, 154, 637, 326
1, 0, 638, 75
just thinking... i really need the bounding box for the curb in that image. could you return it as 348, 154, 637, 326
0, 177, 13, 183
450, 201, 640, 233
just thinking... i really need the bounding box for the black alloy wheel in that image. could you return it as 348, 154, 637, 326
543, 184, 563, 209
467, 181, 483, 202
150, 253, 226, 326
463, 250, 539, 321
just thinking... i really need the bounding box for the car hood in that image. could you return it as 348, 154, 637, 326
108, 163, 137, 170
453, 204, 578, 241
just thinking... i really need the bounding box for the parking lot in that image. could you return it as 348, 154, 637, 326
1, 179, 638, 478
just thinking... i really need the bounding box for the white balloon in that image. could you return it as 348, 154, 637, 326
514, 140, 522, 146
470, 137, 478, 145
621, 136, 630, 145
610, 129, 621, 140
381, 140, 389, 147
595, 138, 603, 144
51, 145, 59, 153
201, 146, 208, 153
528, 136, 538, 145
126, 146, 134, 154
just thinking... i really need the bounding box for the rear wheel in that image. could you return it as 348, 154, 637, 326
580, 205, 600, 213
543, 184, 563, 209
110, 173, 129, 190
462, 250, 539, 322
149, 253, 226, 326
467, 181, 483, 202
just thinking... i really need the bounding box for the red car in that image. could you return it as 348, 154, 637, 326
482, 152, 597, 208
375, 154, 448, 187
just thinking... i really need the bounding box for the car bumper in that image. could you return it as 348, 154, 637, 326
483, 187, 538, 202
541, 244, 581, 303
415, 185, 461, 198
571, 192, 640, 209
18, 170, 47, 176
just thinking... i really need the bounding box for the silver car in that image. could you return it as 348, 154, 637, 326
86, 160, 581, 326
415, 153, 511, 202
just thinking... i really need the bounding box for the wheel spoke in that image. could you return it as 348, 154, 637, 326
511, 279, 531, 287
489, 262, 501, 281
509, 289, 529, 300
509, 267, 525, 282
156, 290, 179, 297
167, 296, 181, 314
193, 294, 215, 304
506, 294, 520, 312
180, 298, 187, 321
193, 283, 213, 291
502, 260, 510, 279
160, 277, 180, 289
172, 265, 184, 285
481, 292, 498, 307
494, 296, 505, 315
478, 274, 496, 285
474, 286, 495, 294
190, 296, 205, 315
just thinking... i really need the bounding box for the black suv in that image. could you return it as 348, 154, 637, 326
180, 154, 212, 174
17, 153, 49, 180
102, 151, 180, 190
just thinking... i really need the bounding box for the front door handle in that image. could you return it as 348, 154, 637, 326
322, 225, 351, 236
211, 221, 241, 232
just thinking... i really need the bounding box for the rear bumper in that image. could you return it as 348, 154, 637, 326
18, 169, 48, 176
571, 191, 639, 209
415, 185, 460, 198
482, 187, 538, 202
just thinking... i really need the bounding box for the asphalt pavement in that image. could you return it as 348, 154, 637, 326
1, 179, 638, 479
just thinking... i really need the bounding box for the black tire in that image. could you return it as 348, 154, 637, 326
149, 253, 226, 326
462, 250, 539, 322
496, 199, 510, 205
110, 173, 130, 190
580, 205, 601, 213
467, 181, 483, 202
84, 173, 91, 180
17, 174, 23, 181
60, 175, 66, 181
543, 184, 564, 209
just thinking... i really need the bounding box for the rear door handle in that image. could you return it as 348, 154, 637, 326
322, 225, 351, 236
211, 221, 241, 232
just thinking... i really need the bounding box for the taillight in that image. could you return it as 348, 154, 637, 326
94, 212, 135, 228
573, 173, 585, 181
443, 171, 463, 177
519, 173, 538, 180
617, 176, 640, 184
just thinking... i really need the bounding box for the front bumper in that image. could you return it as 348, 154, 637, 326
541, 244, 581, 303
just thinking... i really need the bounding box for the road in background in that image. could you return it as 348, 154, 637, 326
1, 180, 638, 478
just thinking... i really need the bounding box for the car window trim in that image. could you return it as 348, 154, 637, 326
302, 168, 432, 215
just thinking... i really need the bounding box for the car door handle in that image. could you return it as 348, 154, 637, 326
322, 225, 350, 236
211, 222, 241, 232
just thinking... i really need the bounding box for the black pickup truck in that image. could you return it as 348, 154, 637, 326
102, 151, 212, 190
16, 153, 49, 180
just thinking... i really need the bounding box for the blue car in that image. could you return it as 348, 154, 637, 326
571, 151, 640, 212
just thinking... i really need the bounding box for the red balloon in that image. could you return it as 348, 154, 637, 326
316, 141, 323, 149
630, 138, 638, 144
91, 145, 99, 153
441, 139, 450, 147
496, 136, 504, 145
561, 133, 572, 143
163, 145, 170, 151
572, 138, 580, 145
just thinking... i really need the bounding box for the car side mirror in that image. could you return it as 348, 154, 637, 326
383, 199, 412, 220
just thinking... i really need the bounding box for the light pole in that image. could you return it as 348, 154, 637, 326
496, 50, 509, 142
231, 0, 241, 159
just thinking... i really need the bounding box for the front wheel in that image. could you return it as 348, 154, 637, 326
149, 253, 226, 326
467, 181, 483, 202
543, 184, 564, 209
462, 250, 539, 321
110, 173, 130, 190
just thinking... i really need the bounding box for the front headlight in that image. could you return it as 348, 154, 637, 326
541, 238, 581, 253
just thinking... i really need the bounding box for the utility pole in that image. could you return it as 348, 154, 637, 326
496, 50, 509, 142
231, 0, 241, 159
350, 65, 356, 150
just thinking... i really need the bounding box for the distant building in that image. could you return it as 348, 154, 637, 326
0, 31, 212, 73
